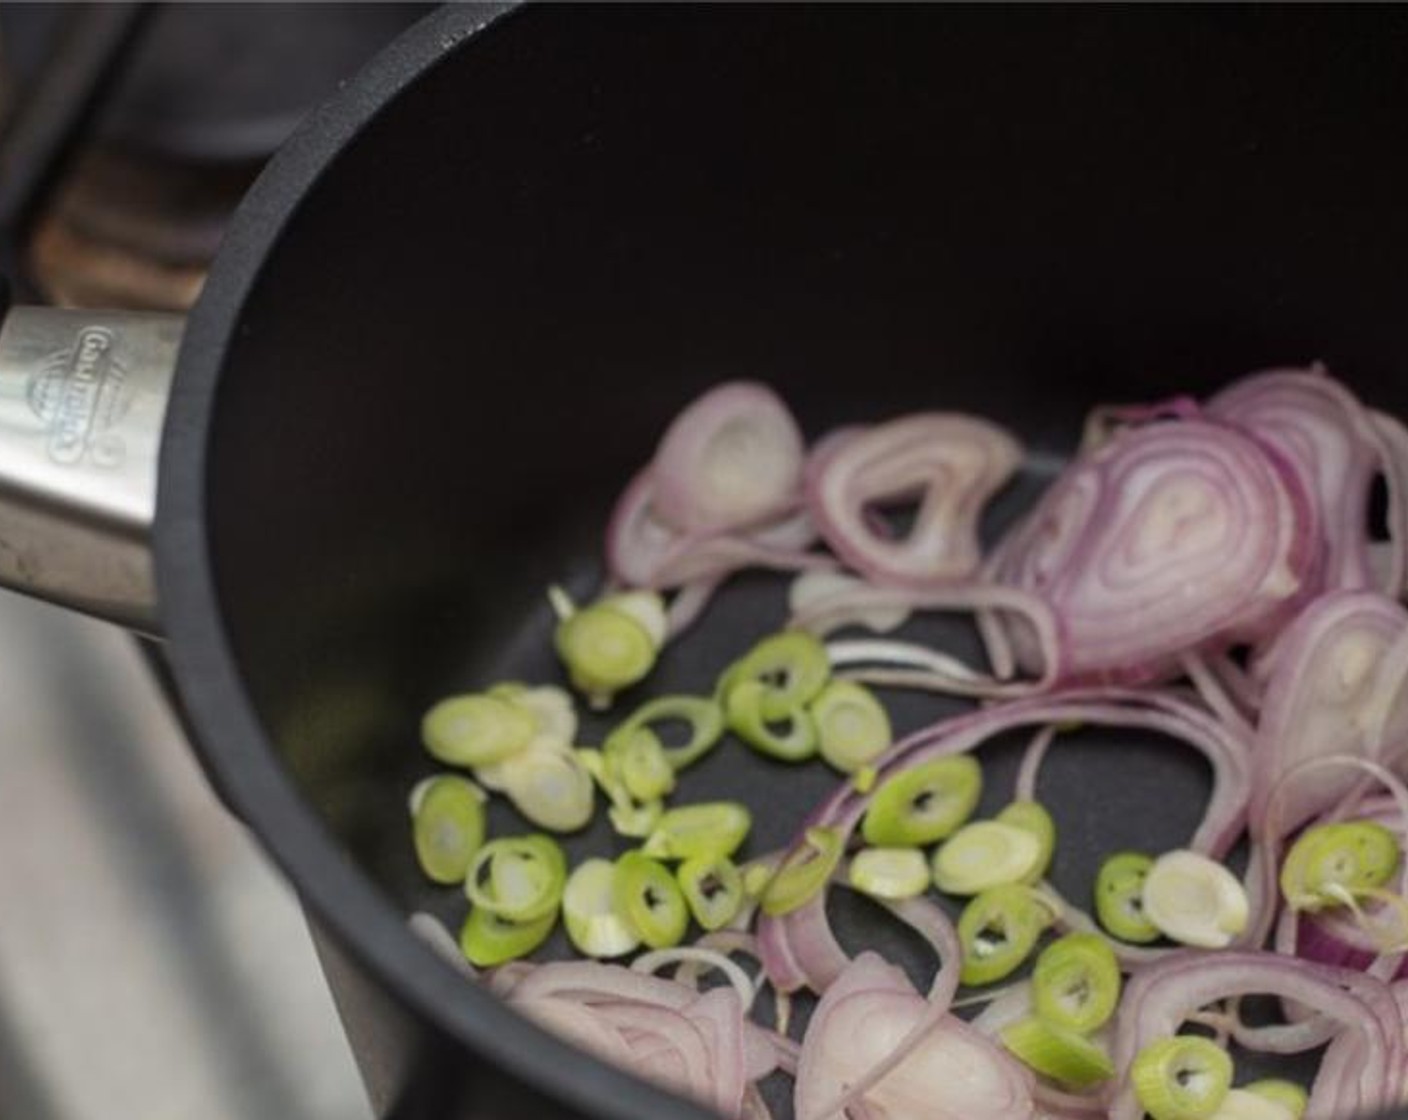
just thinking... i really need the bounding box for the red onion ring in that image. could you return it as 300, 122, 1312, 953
807, 413, 1022, 588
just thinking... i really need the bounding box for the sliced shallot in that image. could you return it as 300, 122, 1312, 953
990, 418, 1315, 686
651, 381, 806, 534
807, 412, 1022, 587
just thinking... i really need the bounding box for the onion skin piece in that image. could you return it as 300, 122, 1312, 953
808, 412, 1022, 588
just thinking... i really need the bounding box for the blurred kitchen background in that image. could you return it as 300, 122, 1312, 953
0, 6, 431, 1117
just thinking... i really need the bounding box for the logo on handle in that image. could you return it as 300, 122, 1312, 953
28, 327, 134, 467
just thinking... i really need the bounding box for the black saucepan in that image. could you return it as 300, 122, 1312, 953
6, 5, 1408, 1118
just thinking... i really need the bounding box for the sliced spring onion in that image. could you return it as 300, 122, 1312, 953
1095, 851, 1160, 943
608, 799, 663, 838
1141, 850, 1249, 949
848, 847, 931, 900
409, 775, 486, 884
853, 765, 878, 794
1279, 820, 1401, 912
810, 680, 892, 772
760, 827, 845, 917
861, 755, 983, 847
933, 821, 1042, 896
613, 851, 689, 949
490, 682, 579, 743
677, 854, 744, 931
956, 883, 1053, 985
422, 693, 534, 767
642, 802, 752, 861
605, 694, 725, 771
489, 739, 596, 833
999, 1016, 1114, 1089
1131, 1036, 1234, 1120
725, 680, 819, 761
743, 862, 774, 900
1030, 932, 1121, 1034
609, 728, 677, 802
1208, 1089, 1300, 1120
459, 906, 556, 967
995, 800, 1056, 884
1241, 1080, 1307, 1120
721, 630, 830, 720
554, 595, 662, 708
576, 748, 660, 838
562, 858, 641, 958
597, 590, 668, 647
462, 835, 566, 923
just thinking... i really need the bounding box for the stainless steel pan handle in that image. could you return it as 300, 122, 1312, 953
0, 306, 182, 633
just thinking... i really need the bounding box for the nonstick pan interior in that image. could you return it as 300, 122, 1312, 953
192, 5, 1408, 1112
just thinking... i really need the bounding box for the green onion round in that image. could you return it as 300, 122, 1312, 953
677, 854, 744, 932
1000, 1016, 1114, 1088
610, 729, 677, 802
810, 680, 892, 772
555, 600, 660, 706
459, 906, 556, 967
862, 756, 983, 847
613, 851, 689, 949
725, 680, 819, 761
422, 693, 534, 767
996, 800, 1056, 884
1131, 1036, 1234, 1120
409, 775, 487, 884
563, 858, 640, 958
643, 802, 752, 861
956, 883, 1052, 986
721, 630, 830, 720
932, 821, 1042, 896
1094, 851, 1160, 943
848, 847, 931, 900
1031, 932, 1121, 1034
760, 827, 845, 916
1280, 820, 1401, 912
605, 694, 725, 771
461, 835, 566, 923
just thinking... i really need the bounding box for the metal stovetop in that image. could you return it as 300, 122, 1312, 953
0, 7, 431, 1117
0, 591, 371, 1120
